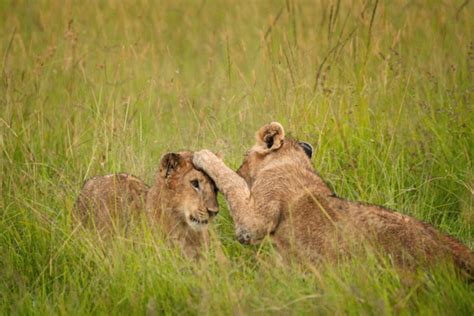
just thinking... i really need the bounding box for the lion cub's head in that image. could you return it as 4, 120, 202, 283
236, 122, 313, 186
155, 151, 219, 231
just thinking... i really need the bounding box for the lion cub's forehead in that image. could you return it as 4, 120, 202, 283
184, 165, 212, 183
175, 151, 195, 170
177, 151, 194, 160
179, 151, 214, 182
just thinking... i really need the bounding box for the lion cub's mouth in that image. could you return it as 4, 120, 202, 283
189, 215, 209, 226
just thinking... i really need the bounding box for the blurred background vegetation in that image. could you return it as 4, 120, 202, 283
1, 0, 473, 314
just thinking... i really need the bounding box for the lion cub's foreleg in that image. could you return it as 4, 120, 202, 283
193, 150, 277, 243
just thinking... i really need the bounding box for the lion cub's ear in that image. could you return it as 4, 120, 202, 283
255, 122, 285, 153
159, 152, 183, 178
298, 142, 313, 159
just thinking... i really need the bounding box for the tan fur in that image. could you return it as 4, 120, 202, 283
74, 173, 149, 230
193, 123, 474, 275
74, 152, 219, 258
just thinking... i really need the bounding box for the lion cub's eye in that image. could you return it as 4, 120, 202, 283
190, 179, 200, 190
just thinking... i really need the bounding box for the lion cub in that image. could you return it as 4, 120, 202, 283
193, 123, 473, 275
74, 152, 219, 257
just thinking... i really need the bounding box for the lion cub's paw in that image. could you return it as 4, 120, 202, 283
192, 150, 219, 170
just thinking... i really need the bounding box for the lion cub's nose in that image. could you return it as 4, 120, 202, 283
207, 209, 219, 218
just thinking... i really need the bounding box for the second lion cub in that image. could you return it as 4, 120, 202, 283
74, 152, 219, 257
193, 123, 473, 275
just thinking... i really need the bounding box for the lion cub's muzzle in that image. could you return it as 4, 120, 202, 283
207, 208, 219, 218
187, 208, 219, 230
189, 215, 209, 225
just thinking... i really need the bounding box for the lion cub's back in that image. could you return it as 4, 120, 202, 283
337, 198, 474, 273
74, 173, 149, 229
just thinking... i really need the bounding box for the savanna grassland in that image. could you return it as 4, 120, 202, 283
1, 0, 473, 314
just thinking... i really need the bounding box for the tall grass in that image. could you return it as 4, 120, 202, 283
1, 0, 473, 314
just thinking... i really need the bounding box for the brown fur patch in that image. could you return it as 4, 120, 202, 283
74, 173, 148, 231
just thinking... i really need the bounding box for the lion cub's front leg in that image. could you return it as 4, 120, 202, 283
193, 150, 273, 243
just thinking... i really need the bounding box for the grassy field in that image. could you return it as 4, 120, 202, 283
1, 0, 473, 314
